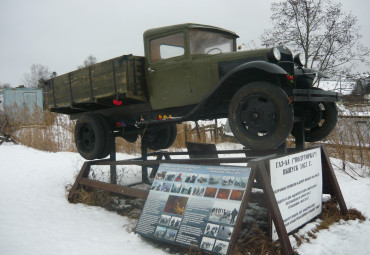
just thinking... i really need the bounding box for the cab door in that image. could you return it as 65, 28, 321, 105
146, 32, 192, 110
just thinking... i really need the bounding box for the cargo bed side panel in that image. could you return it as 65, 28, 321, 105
46, 55, 148, 114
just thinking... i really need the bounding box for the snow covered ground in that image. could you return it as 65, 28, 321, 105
0, 143, 369, 255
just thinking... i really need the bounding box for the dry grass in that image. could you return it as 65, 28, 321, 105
325, 105, 369, 176
238, 226, 286, 255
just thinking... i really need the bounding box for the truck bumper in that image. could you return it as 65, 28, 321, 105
293, 89, 341, 102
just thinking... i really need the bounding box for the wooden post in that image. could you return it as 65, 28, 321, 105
320, 145, 348, 214
248, 158, 294, 255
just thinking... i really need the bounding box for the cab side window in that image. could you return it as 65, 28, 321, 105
150, 32, 185, 62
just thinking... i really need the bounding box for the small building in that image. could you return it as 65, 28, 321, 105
0, 87, 43, 113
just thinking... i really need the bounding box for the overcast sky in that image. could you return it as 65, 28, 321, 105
0, 0, 369, 86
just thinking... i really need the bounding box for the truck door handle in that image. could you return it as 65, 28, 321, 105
148, 67, 155, 73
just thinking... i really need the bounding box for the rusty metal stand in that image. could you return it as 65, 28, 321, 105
110, 139, 117, 184
67, 136, 347, 255
141, 139, 150, 184
294, 120, 305, 151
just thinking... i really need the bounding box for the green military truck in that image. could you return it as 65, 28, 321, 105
45, 23, 339, 160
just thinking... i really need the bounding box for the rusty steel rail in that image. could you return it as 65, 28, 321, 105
68, 143, 308, 202
67, 147, 276, 202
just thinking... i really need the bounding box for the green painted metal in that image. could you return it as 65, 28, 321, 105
46, 23, 285, 114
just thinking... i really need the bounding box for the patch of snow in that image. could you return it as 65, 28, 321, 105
0, 143, 369, 255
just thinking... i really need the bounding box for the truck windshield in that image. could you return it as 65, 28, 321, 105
189, 29, 234, 55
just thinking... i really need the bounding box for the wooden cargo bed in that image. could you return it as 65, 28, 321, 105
45, 55, 148, 114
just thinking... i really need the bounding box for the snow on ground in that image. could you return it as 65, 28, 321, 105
0, 143, 369, 255
0, 144, 167, 255
296, 166, 370, 255
319, 79, 355, 95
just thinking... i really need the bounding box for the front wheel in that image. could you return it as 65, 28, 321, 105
228, 82, 293, 151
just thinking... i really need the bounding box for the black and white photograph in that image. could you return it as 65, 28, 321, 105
208, 175, 221, 185
165, 172, 176, 181
192, 185, 205, 196
169, 216, 182, 228
170, 183, 182, 193
196, 174, 209, 184
200, 236, 215, 251
151, 181, 162, 191
203, 223, 219, 237
221, 176, 235, 187
163, 228, 177, 241
209, 201, 240, 225
180, 184, 193, 195
217, 225, 234, 240
184, 174, 198, 183
213, 240, 229, 254
155, 171, 167, 180
154, 226, 167, 238
158, 214, 172, 225
233, 177, 248, 188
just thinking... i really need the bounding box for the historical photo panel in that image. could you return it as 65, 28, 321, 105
135, 163, 251, 255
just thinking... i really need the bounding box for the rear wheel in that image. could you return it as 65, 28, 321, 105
75, 114, 105, 160
95, 115, 114, 159
292, 100, 338, 142
122, 133, 139, 143
164, 125, 177, 149
143, 125, 177, 151
228, 82, 293, 151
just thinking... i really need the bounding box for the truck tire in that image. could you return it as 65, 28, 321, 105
95, 115, 115, 159
228, 82, 293, 151
291, 100, 338, 142
121, 133, 139, 143
143, 126, 173, 151
75, 114, 105, 160
163, 125, 177, 149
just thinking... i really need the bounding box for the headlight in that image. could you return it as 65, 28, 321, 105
294, 53, 306, 67
267, 47, 281, 63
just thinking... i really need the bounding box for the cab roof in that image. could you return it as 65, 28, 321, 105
143, 23, 239, 38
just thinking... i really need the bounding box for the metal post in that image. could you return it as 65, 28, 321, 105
295, 121, 305, 151
110, 138, 117, 184
141, 139, 149, 183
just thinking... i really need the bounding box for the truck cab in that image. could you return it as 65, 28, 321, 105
144, 24, 238, 110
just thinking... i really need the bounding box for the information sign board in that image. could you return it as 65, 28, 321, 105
269, 148, 322, 240
135, 163, 252, 254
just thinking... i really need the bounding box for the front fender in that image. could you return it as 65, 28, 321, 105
182, 61, 288, 119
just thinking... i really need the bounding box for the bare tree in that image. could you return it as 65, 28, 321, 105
0, 82, 11, 89
260, 0, 369, 76
78, 55, 97, 69
23, 64, 52, 88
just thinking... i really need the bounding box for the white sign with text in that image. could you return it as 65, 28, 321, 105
270, 148, 322, 240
